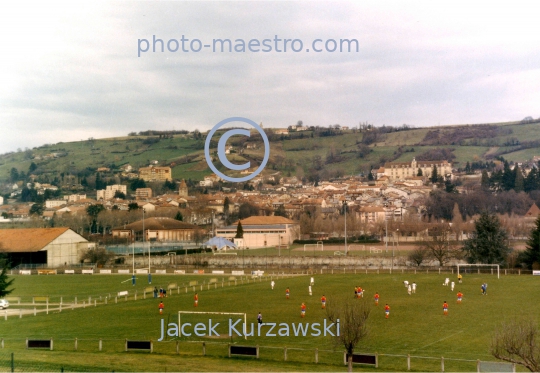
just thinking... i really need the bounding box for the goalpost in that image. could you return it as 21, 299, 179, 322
178, 311, 248, 340
303, 241, 323, 251
334, 244, 365, 255
477, 360, 515, 372
457, 264, 500, 279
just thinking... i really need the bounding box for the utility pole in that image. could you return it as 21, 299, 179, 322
143, 208, 151, 284
132, 230, 136, 286
344, 200, 348, 255
392, 229, 399, 271
212, 210, 215, 237
384, 204, 389, 254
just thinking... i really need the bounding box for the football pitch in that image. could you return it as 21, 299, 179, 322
1, 272, 538, 372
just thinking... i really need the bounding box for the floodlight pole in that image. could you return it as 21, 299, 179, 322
393, 228, 398, 271
144, 208, 151, 284
385, 215, 388, 253
132, 229, 135, 286
447, 222, 452, 258
344, 200, 348, 255
212, 210, 215, 237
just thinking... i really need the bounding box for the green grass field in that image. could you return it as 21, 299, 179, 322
1, 272, 538, 372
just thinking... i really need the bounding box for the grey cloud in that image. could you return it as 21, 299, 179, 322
1, 1, 539, 152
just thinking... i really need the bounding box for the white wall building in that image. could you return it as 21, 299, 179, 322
45, 200, 66, 208
64, 194, 87, 202
97, 185, 127, 200
216, 216, 300, 249
384, 158, 452, 182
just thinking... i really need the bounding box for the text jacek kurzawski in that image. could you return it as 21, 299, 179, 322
158, 318, 340, 341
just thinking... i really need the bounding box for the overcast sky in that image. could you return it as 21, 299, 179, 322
1, 1, 539, 153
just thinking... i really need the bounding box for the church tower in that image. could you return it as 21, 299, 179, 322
178, 179, 188, 197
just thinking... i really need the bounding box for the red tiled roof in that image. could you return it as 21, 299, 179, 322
525, 203, 540, 217
0, 228, 72, 252
237, 216, 295, 225
114, 217, 198, 232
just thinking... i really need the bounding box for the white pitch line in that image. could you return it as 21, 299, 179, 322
414, 330, 464, 352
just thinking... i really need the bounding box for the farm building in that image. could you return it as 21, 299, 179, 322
0, 228, 92, 267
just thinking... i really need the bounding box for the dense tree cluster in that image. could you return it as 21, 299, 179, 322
521, 216, 540, 270
462, 212, 512, 265
419, 125, 499, 146
426, 190, 533, 221
462, 160, 498, 174
415, 148, 456, 162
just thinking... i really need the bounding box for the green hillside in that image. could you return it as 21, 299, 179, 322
2, 120, 540, 184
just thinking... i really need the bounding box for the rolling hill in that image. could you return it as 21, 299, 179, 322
2, 119, 540, 184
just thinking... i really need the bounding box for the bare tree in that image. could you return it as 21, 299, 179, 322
54, 212, 91, 236
408, 246, 429, 267
299, 213, 314, 235
193, 229, 206, 246
491, 318, 540, 372
326, 296, 371, 372
420, 224, 460, 266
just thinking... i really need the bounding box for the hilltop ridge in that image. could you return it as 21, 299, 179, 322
2, 119, 540, 185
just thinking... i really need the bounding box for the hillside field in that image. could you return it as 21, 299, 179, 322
2, 121, 540, 182
0, 271, 537, 372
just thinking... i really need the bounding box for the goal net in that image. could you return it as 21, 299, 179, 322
334, 245, 366, 255
178, 311, 248, 340
477, 360, 515, 372
457, 264, 500, 279
303, 241, 323, 251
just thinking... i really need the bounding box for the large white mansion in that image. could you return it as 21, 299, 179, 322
383, 158, 452, 182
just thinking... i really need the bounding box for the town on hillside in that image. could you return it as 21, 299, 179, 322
1, 126, 540, 270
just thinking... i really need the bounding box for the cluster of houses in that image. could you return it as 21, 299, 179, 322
0, 158, 446, 235
7, 181, 59, 199
3, 155, 540, 269
0, 159, 460, 226
4, 157, 540, 229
